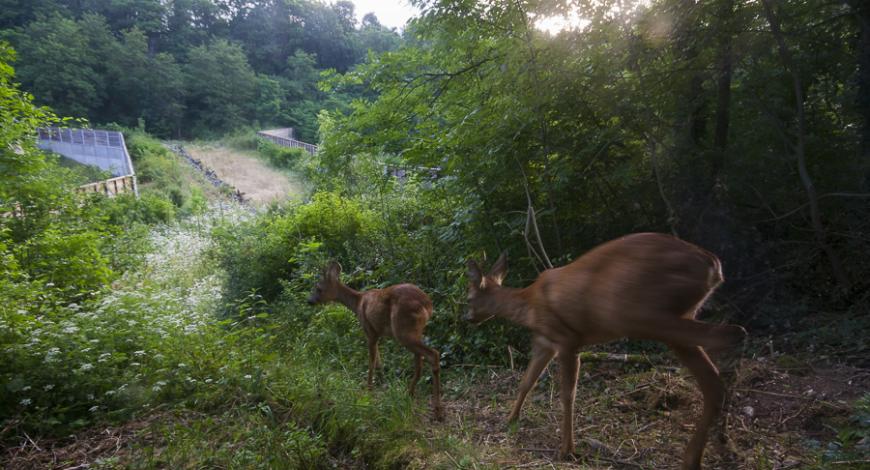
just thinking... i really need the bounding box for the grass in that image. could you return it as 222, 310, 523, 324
184, 144, 306, 205
1, 208, 439, 469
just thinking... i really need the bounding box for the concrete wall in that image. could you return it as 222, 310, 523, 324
37, 128, 134, 177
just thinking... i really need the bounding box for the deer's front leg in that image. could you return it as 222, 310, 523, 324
507, 337, 556, 424
558, 350, 580, 460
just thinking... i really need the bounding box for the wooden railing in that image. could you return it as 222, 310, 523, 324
76, 175, 138, 197
256, 131, 319, 155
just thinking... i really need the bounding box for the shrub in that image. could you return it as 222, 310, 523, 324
124, 130, 190, 208
213, 191, 381, 305
98, 193, 176, 226
256, 139, 307, 169
221, 127, 260, 151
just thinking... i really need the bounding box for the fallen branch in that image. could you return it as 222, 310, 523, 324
579, 352, 652, 365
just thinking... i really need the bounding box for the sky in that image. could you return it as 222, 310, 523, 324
349, 0, 419, 30
344, 1, 613, 35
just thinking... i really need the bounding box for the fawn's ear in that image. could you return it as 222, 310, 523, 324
488, 251, 508, 285
466, 259, 485, 289
325, 261, 342, 280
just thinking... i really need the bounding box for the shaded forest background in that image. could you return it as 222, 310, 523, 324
311, 0, 870, 336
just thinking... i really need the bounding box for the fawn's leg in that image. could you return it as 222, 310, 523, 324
403, 340, 443, 421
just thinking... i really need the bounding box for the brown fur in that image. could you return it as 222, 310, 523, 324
309, 262, 443, 420
465, 233, 746, 469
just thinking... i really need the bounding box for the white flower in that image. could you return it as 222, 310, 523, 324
43, 384, 54, 391
134, 350, 146, 356
79, 363, 94, 372
20, 398, 31, 406
244, 374, 252, 379
89, 405, 99, 412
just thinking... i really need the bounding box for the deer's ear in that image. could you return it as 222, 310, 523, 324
488, 251, 508, 285
466, 259, 485, 289
326, 261, 342, 280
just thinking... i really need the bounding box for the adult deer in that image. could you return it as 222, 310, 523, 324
464, 233, 746, 470
308, 262, 444, 420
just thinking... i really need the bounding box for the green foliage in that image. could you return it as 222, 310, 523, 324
213, 160, 529, 364
319, 0, 870, 325
213, 191, 381, 305
221, 127, 261, 151
124, 128, 191, 210
185, 39, 258, 135
99, 193, 176, 226
256, 138, 308, 169
0, 41, 120, 298
1, 0, 404, 139
131, 412, 327, 469
5, 14, 108, 118
2, 218, 426, 466
815, 394, 870, 465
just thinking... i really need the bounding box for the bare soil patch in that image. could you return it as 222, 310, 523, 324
427, 357, 869, 469
185, 144, 304, 205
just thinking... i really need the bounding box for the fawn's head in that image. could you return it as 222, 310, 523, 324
308, 261, 342, 305
464, 251, 508, 323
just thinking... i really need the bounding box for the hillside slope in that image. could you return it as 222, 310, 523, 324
185, 144, 305, 205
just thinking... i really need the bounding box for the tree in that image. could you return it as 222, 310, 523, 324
301, 2, 357, 71
8, 14, 108, 118
228, 0, 305, 75
184, 39, 257, 134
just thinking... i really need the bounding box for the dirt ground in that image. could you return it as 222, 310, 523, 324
185, 144, 304, 205
426, 356, 869, 469
4, 357, 867, 469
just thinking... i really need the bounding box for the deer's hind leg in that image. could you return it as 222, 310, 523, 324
397, 335, 443, 421
408, 353, 423, 397
366, 336, 380, 389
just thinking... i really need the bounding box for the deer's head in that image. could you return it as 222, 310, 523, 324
308, 261, 342, 305
464, 251, 508, 323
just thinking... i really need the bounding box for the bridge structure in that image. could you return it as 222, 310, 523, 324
37, 127, 138, 197
257, 128, 318, 155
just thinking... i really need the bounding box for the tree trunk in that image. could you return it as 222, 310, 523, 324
849, 0, 870, 189
760, 0, 851, 289
712, 0, 734, 168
